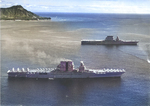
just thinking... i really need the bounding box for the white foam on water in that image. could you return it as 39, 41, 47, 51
147, 59, 150, 63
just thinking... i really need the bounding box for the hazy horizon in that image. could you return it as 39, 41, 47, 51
1, 0, 150, 14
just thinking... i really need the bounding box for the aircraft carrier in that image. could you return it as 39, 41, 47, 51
7, 60, 125, 79
81, 36, 138, 45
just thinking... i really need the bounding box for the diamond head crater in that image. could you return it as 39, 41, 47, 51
0, 5, 51, 20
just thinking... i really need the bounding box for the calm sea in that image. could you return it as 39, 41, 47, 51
1, 12, 150, 106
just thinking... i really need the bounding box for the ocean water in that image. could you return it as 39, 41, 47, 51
1, 13, 150, 106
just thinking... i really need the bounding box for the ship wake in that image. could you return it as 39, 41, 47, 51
145, 44, 150, 64
147, 59, 150, 63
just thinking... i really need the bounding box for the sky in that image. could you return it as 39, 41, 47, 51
0, 0, 150, 14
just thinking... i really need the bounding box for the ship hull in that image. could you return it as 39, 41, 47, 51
81, 40, 138, 45
7, 72, 125, 79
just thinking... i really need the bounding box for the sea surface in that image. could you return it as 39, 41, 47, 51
1, 12, 150, 106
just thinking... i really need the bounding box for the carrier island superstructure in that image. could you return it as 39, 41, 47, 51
7, 60, 125, 79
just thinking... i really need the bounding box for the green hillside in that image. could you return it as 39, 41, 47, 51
0, 5, 51, 20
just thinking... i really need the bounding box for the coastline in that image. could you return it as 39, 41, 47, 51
0, 19, 51, 22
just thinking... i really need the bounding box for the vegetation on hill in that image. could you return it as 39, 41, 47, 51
0, 5, 51, 20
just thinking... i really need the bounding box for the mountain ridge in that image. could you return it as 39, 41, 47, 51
0, 5, 51, 20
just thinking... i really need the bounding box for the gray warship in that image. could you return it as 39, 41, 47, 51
81, 36, 139, 45
7, 60, 125, 79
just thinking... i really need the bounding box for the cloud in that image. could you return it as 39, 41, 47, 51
0, 0, 150, 13
0, 1, 16, 7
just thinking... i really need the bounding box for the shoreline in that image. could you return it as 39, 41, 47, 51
0, 19, 51, 22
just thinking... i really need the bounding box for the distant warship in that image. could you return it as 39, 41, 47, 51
81, 36, 139, 45
7, 60, 125, 79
